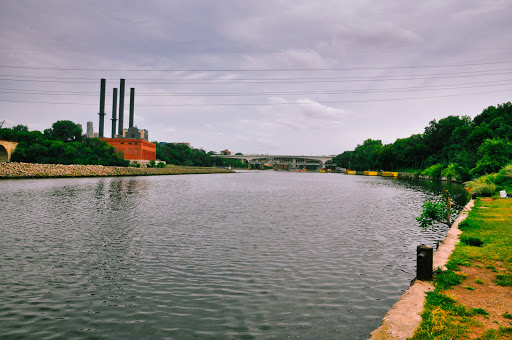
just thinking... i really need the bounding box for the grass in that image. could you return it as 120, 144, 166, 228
502, 313, 512, 320
480, 327, 512, 339
495, 274, 512, 287
411, 197, 512, 339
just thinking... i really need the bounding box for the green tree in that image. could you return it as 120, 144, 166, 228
12, 124, 29, 132
470, 138, 512, 176
44, 120, 83, 142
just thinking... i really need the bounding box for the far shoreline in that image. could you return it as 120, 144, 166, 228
0, 162, 233, 179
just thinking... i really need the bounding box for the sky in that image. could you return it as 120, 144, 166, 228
1, 0, 511, 156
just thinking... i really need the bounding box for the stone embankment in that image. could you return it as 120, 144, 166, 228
0, 162, 232, 179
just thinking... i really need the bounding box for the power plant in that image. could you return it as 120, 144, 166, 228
95, 78, 156, 164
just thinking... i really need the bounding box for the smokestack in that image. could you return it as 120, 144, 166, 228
111, 88, 117, 138
118, 79, 125, 137
129, 88, 135, 128
98, 78, 106, 138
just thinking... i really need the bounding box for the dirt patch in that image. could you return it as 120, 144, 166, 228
451, 265, 512, 338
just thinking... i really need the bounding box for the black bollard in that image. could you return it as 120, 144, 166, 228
417, 245, 433, 281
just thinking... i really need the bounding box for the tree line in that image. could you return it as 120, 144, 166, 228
155, 142, 247, 168
3, 101, 511, 176
333, 102, 512, 181
0, 120, 246, 168
0, 121, 128, 166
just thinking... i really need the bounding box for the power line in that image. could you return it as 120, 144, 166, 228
1, 80, 511, 97
1, 88, 510, 106
1, 59, 512, 72
2, 67, 512, 81
1, 71, 511, 85
1, 78, 510, 94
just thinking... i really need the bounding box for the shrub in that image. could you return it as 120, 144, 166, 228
422, 163, 445, 179
441, 163, 470, 182
465, 174, 498, 197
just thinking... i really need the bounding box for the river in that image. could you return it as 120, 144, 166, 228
0, 171, 467, 339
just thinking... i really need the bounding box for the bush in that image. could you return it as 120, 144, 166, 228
422, 163, 445, 179
441, 163, 469, 181
465, 174, 498, 197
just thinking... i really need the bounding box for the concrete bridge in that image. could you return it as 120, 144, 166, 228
213, 154, 336, 170
0, 140, 19, 162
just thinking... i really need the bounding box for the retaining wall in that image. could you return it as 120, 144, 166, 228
0, 162, 232, 179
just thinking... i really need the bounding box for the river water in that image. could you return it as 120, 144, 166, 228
0, 171, 467, 339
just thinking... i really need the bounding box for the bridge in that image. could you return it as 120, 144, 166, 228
213, 154, 336, 170
0, 140, 19, 162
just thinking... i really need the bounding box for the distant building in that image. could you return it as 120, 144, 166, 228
122, 127, 149, 141
221, 149, 231, 155
87, 121, 94, 138
100, 138, 156, 162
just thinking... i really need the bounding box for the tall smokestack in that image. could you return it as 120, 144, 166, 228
111, 88, 118, 138
98, 78, 106, 138
118, 79, 125, 137
129, 88, 135, 128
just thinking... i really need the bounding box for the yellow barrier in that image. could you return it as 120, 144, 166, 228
346, 170, 357, 175
364, 171, 379, 176
382, 171, 398, 177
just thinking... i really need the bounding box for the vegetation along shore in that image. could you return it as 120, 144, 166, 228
0, 162, 232, 179
411, 197, 512, 339
410, 164, 512, 339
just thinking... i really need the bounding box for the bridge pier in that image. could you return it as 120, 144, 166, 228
0, 140, 19, 162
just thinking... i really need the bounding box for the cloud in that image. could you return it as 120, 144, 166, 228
1, 0, 511, 155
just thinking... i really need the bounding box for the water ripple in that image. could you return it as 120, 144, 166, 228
0, 173, 466, 339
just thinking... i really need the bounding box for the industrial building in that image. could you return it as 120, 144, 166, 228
94, 78, 156, 164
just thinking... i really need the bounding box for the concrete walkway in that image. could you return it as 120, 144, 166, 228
368, 200, 474, 340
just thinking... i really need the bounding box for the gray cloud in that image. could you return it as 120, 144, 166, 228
0, 0, 511, 155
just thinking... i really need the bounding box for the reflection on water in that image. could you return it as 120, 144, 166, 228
0, 173, 467, 339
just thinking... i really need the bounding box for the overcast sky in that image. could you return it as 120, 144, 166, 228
1, 0, 511, 155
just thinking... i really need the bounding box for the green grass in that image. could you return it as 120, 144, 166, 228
479, 327, 512, 339
434, 270, 466, 290
411, 197, 512, 339
502, 313, 512, 320
494, 274, 512, 287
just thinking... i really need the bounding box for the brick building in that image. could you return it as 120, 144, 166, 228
100, 138, 156, 162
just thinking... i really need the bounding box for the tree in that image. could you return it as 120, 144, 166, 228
416, 191, 452, 229
45, 120, 83, 142
470, 138, 512, 176
12, 124, 29, 132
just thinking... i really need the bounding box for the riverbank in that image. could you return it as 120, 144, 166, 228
343, 170, 463, 183
369, 199, 475, 340
0, 162, 233, 179
410, 197, 512, 339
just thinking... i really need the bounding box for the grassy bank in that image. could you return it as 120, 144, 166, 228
0, 162, 233, 179
411, 198, 512, 339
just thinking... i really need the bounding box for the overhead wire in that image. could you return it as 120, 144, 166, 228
1, 88, 510, 106
1, 59, 512, 71
1, 80, 511, 97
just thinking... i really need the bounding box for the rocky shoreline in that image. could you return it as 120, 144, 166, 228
0, 162, 233, 179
